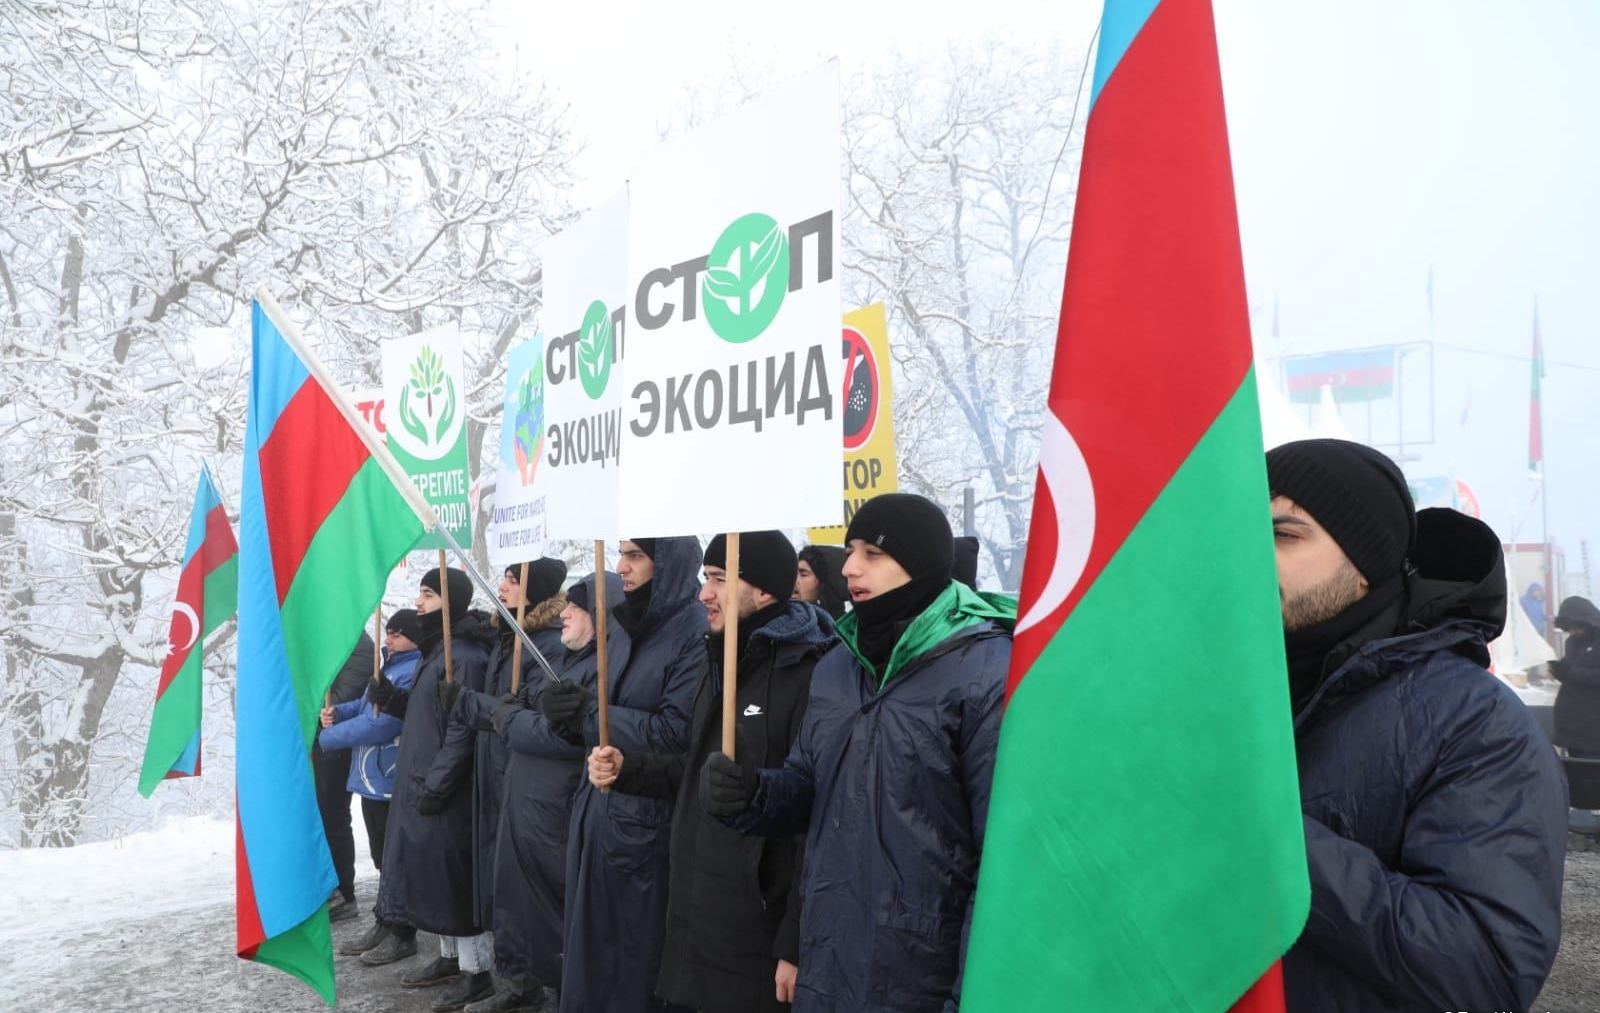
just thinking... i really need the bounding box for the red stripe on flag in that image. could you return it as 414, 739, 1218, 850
258, 380, 371, 606
236, 808, 267, 956
199, 505, 238, 573
1229, 961, 1286, 1013
154, 504, 238, 699
1011, 0, 1253, 681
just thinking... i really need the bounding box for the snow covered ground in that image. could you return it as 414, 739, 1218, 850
2, 816, 1596, 1011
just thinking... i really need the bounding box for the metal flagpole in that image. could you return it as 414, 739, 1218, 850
433, 523, 561, 683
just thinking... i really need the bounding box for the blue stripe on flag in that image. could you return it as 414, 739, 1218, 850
1091, 0, 1163, 110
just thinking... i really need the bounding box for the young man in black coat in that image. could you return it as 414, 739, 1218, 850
1553, 595, 1600, 757
1266, 439, 1566, 1012
587, 531, 835, 1013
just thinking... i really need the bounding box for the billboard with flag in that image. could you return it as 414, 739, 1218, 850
238, 295, 431, 1002
961, 0, 1308, 1009
1283, 347, 1395, 404
138, 465, 237, 796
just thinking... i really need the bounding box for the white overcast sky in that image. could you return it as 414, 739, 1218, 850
498, 0, 1600, 586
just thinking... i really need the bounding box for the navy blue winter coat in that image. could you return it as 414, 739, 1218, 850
1284, 508, 1567, 1012
445, 596, 567, 930
491, 572, 625, 994
319, 647, 419, 800
731, 581, 1013, 1013
375, 610, 494, 937
560, 538, 706, 1013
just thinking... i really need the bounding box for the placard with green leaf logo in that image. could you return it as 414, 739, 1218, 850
381, 327, 472, 549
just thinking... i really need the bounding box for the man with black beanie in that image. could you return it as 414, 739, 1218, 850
793, 544, 848, 620
1264, 439, 1565, 1012
369, 566, 499, 1011
702, 493, 1015, 1012
586, 530, 835, 1012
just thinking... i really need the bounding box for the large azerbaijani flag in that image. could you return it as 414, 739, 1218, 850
237, 292, 432, 1001
962, 1, 1308, 1010
137, 466, 237, 796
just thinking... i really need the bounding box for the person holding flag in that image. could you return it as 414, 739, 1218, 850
703, 494, 1015, 1011
138, 465, 237, 796
1266, 439, 1565, 1011
321, 608, 423, 957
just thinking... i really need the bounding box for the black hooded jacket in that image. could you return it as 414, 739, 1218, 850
1283, 508, 1567, 1012
1552, 596, 1600, 753
375, 609, 496, 937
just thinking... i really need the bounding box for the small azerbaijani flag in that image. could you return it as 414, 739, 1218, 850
962, 1, 1308, 1011
237, 292, 432, 1001
137, 465, 237, 797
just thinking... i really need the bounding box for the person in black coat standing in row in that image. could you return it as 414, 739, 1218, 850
1265, 439, 1566, 1012
793, 544, 847, 621
541, 537, 705, 1013
366, 566, 497, 1013
588, 531, 836, 1013
1553, 595, 1600, 758
315, 631, 377, 922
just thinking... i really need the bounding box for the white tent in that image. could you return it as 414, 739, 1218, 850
1257, 361, 1313, 449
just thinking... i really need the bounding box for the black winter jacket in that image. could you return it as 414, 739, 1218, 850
1283, 508, 1567, 1012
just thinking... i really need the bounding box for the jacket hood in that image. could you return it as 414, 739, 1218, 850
448, 609, 498, 649
1401, 507, 1506, 645
837, 579, 1016, 686
626, 535, 703, 637
1556, 596, 1600, 630
494, 592, 567, 635
749, 599, 836, 649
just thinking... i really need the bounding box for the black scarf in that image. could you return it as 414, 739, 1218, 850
1285, 575, 1405, 715
414, 609, 446, 658
851, 573, 949, 676
613, 580, 655, 639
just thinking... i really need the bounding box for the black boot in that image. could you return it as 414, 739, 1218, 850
358, 929, 417, 966
401, 955, 462, 989
465, 984, 557, 1013
328, 893, 359, 923
432, 970, 494, 1012
339, 919, 388, 956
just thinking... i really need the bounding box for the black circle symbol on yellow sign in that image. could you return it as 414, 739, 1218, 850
842, 326, 878, 451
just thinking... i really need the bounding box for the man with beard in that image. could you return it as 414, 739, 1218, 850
703, 494, 1015, 1012
466, 572, 624, 1013
432, 558, 566, 1012
1266, 439, 1565, 1011
587, 530, 834, 1012
366, 567, 497, 1013
540, 537, 705, 1013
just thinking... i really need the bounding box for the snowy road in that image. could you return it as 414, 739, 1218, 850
3, 817, 1598, 1011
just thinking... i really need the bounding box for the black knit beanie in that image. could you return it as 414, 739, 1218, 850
704, 531, 799, 602
420, 566, 474, 620
1265, 439, 1416, 583
385, 607, 420, 642
506, 557, 568, 605
845, 493, 954, 582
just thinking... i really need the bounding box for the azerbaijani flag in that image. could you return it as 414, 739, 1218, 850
137, 466, 237, 797
237, 293, 431, 1001
962, 1, 1308, 1010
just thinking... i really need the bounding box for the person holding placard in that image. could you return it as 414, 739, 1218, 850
540, 537, 706, 1013
585, 530, 835, 1013
474, 572, 623, 1013
367, 567, 497, 1010
702, 494, 1016, 1013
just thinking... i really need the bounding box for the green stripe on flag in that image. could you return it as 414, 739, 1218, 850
279, 457, 425, 745
964, 375, 1308, 1011
203, 555, 239, 635
251, 904, 335, 1005
137, 656, 203, 797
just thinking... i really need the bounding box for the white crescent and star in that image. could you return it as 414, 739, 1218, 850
169, 602, 200, 654
1016, 410, 1096, 635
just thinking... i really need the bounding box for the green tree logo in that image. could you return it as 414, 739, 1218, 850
399, 344, 457, 451
702, 212, 789, 343
577, 299, 613, 400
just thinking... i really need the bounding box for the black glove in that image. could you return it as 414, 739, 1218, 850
416, 793, 447, 816
540, 680, 593, 726
700, 752, 759, 818
370, 671, 396, 708
437, 679, 462, 715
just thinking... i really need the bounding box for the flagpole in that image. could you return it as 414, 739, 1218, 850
432, 522, 561, 683
721, 532, 741, 759
593, 540, 611, 750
